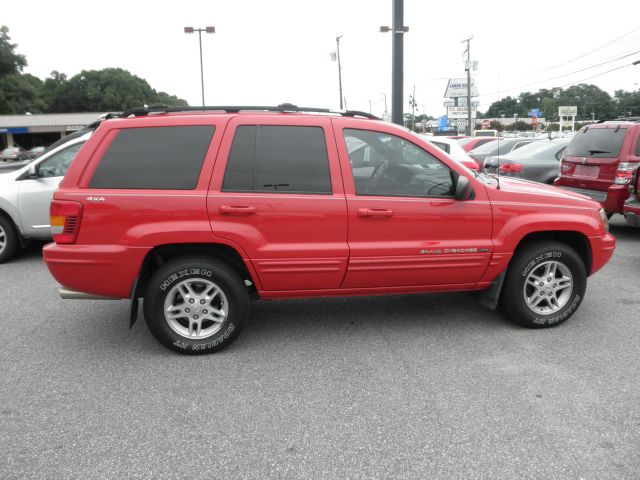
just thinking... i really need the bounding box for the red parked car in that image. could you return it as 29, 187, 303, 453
554, 120, 640, 215
458, 136, 499, 152
43, 105, 615, 354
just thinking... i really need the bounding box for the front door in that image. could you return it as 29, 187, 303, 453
333, 120, 493, 289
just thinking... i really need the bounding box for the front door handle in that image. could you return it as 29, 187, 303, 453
357, 208, 394, 218
219, 205, 257, 215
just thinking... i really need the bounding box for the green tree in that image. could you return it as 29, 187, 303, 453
0, 26, 26, 76
0, 73, 47, 114
46, 68, 188, 112
614, 89, 640, 117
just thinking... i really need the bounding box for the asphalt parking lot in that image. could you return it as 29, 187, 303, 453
1, 217, 638, 479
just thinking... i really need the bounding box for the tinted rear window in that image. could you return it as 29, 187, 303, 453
565, 127, 627, 158
222, 125, 331, 194
90, 126, 214, 189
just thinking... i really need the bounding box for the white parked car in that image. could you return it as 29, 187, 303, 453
0, 131, 92, 262
419, 135, 480, 171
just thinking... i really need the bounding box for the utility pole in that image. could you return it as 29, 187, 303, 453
336, 35, 344, 110
380, 0, 409, 126
462, 36, 473, 136
409, 84, 417, 131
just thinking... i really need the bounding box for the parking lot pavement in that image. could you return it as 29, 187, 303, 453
1, 218, 639, 479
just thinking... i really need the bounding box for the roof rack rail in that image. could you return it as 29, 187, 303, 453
119, 103, 380, 120
602, 116, 640, 123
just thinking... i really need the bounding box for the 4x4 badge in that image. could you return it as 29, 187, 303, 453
86, 196, 106, 202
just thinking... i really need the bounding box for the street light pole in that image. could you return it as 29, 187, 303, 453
380, 0, 409, 126
184, 26, 215, 107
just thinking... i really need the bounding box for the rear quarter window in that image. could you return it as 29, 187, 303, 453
565, 127, 627, 158
89, 125, 214, 189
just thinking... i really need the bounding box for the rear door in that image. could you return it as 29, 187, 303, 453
207, 116, 348, 292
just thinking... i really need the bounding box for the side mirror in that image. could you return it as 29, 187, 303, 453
27, 164, 38, 179
454, 175, 474, 201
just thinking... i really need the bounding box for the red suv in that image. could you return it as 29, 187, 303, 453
554, 120, 640, 215
43, 105, 615, 354
623, 168, 640, 226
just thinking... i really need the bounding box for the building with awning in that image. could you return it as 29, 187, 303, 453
0, 112, 105, 150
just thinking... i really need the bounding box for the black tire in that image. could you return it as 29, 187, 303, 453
0, 215, 19, 263
143, 256, 249, 354
502, 241, 587, 328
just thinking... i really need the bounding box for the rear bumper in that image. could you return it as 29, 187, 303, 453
553, 181, 629, 214
588, 233, 616, 276
43, 243, 149, 299
623, 197, 640, 227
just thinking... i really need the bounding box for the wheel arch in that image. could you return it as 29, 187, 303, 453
514, 230, 592, 275
134, 243, 259, 300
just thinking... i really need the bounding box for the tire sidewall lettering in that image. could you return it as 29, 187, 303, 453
159, 268, 213, 291
522, 251, 562, 277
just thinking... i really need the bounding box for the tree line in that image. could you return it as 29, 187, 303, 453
0, 26, 187, 114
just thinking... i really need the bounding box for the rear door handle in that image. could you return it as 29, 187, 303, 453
357, 208, 394, 218
219, 205, 257, 215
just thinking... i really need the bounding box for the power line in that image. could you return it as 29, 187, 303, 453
477, 49, 640, 98
526, 26, 640, 74
474, 61, 639, 110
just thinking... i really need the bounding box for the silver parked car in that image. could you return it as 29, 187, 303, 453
0, 132, 91, 262
482, 138, 571, 184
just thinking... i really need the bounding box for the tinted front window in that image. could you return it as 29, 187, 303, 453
344, 129, 453, 197
90, 126, 214, 189
222, 125, 331, 194
565, 127, 627, 158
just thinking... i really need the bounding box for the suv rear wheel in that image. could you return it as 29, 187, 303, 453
502, 242, 586, 328
143, 256, 249, 354
0, 215, 19, 263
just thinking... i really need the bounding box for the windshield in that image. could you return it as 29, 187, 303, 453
565, 127, 626, 158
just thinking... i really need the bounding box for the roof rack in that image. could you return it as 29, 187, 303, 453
119, 103, 380, 120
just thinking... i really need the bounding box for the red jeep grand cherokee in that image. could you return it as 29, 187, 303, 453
44, 105, 615, 354
554, 120, 640, 215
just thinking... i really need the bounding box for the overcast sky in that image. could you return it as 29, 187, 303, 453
4, 1, 640, 117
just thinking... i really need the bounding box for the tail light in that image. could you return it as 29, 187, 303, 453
50, 200, 83, 244
499, 163, 523, 173
561, 160, 571, 173
614, 162, 637, 185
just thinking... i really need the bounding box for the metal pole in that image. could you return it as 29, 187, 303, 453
463, 37, 472, 136
392, 0, 404, 126
198, 30, 205, 107
336, 35, 344, 110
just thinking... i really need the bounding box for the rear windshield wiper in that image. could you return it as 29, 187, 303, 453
588, 149, 610, 155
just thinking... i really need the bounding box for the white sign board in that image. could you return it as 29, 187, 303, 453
447, 106, 477, 119
450, 119, 468, 127
444, 78, 479, 98
559, 106, 577, 116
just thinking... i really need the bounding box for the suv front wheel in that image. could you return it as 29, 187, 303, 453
143, 256, 249, 354
502, 242, 587, 328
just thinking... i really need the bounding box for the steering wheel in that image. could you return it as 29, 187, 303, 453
368, 159, 389, 192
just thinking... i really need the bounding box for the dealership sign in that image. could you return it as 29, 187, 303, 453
444, 78, 479, 98
447, 106, 477, 119
559, 106, 577, 116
